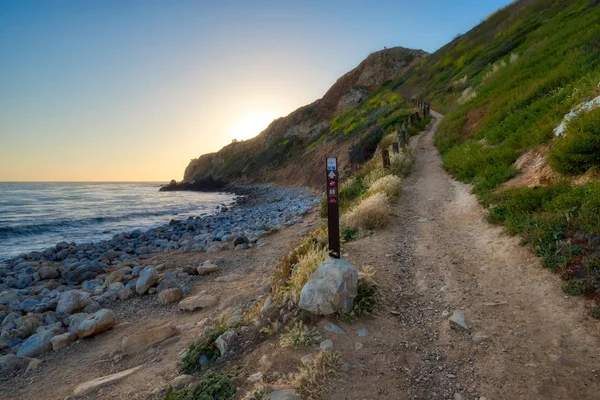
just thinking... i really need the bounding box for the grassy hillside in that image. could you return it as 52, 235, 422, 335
393, 0, 600, 313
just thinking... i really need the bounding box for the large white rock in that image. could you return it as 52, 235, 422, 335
56, 290, 91, 314
135, 266, 159, 295
121, 325, 179, 355
76, 309, 116, 338
178, 295, 218, 311
298, 258, 358, 315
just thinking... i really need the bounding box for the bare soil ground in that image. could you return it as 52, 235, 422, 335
3, 111, 600, 400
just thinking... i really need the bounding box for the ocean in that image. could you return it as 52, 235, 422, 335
0, 182, 235, 261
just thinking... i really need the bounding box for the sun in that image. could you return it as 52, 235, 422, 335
230, 112, 277, 141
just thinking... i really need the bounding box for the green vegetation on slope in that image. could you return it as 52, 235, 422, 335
391, 0, 600, 311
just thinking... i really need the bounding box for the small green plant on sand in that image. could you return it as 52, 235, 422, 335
179, 325, 227, 374
280, 320, 322, 348
164, 371, 235, 400
260, 320, 281, 336
591, 306, 600, 320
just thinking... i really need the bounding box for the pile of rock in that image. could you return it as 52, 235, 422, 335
0, 186, 318, 373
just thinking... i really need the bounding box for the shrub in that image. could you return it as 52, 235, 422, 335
343, 193, 391, 231
390, 151, 414, 177
280, 321, 322, 348
458, 87, 477, 104
294, 350, 342, 400
342, 227, 358, 242
362, 166, 389, 188
349, 127, 386, 164
380, 133, 398, 149
179, 326, 226, 374
592, 306, 600, 320
368, 174, 402, 198
562, 279, 595, 296
549, 106, 600, 175
164, 371, 235, 400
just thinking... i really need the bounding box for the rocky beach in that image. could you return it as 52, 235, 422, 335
0, 185, 318, 374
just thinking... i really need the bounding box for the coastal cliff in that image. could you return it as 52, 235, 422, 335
181, 47, 428, 189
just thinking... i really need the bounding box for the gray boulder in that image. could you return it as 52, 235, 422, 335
56, 290, 91, 314
38, 267, 59, 280
0, 354, 31, 373
158, 288, 183, 305
68, 313, 90, 333
0, 290, 19, 306
298, 258, 358, 315
63, 262, 106, 285
76, 309, 116, 338
135, 266, 159, 295
16, 327, 60, 357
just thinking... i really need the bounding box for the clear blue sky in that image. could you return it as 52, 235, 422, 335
0, 0, 512, 181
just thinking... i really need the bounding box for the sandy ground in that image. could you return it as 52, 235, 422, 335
2, 111, 600, 400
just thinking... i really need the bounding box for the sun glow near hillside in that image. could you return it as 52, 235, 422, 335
229, 112, 277, 142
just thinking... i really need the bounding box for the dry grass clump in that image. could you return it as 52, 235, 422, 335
241, 386, 267, 400
380, 133, 398, 149
294, 350, 342, 400
288, 243, 328, 302
280, 321, 322, 348
367, 174, 402, 198
390, 151, 413, 177
337, 265, 380, 322
272, 227, 328, 301
363, 166, 389, 188
458, 87, 478, 104
343, 192, 391, 231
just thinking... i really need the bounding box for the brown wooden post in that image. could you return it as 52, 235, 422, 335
382, 149, 391, 168
326, 158, 340, 259
398, 123, 405, 148
392, 142, 400, 153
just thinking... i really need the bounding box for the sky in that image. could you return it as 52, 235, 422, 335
0, 0, 511, 182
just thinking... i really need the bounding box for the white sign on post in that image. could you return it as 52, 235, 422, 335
327, 158, 337, 170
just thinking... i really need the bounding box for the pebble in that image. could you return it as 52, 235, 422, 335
323, 323, 345, 335
320, 339, 334, 351
449, 310, 470, 331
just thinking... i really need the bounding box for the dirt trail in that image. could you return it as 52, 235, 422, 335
329, 111, 600, 399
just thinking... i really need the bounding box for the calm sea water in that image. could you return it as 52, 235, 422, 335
0, 182, 235, 260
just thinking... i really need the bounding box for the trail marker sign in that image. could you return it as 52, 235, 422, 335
326, 157, 340, 258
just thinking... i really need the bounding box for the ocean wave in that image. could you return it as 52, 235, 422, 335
0, 208, 200, 239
